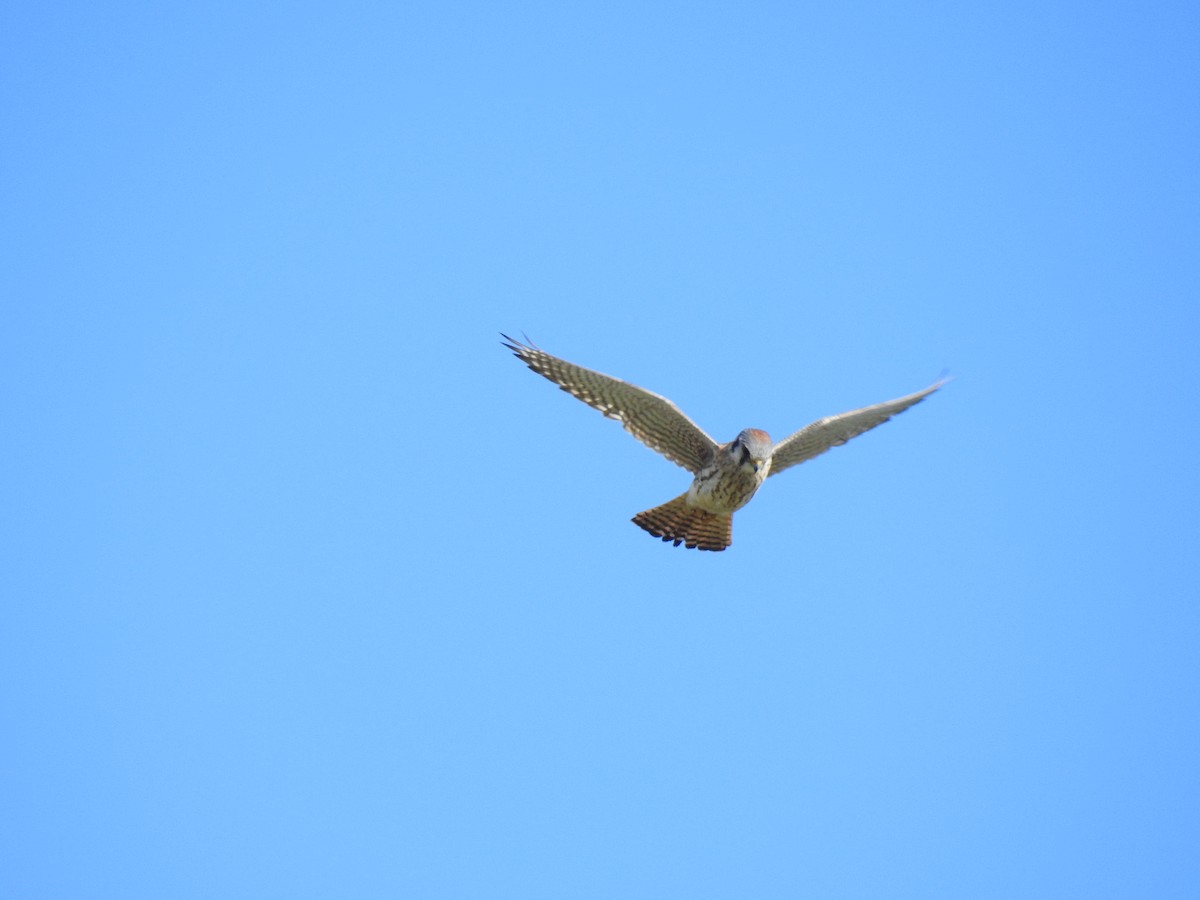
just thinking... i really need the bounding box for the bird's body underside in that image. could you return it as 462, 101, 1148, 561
502, 334, 945, 551
632, 430, 772, 550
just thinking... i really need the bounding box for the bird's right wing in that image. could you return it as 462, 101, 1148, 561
768, 379, 946, 477
502, 335, 719, 474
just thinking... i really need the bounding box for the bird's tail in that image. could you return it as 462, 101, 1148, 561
632, 493, 732, 551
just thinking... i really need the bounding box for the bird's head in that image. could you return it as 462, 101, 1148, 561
730, 428, 773, 476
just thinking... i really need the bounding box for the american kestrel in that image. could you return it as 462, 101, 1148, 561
503, 335, 945, 551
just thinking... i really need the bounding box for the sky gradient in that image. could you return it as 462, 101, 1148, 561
3, 2, 1199, 897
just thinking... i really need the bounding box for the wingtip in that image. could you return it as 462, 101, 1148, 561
499, 331, 539, 354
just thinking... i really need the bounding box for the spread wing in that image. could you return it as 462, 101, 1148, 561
502, 335, 719, 473
768, 379, 946, 477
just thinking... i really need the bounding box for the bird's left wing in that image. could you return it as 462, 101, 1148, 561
768, 379, 946, 477
502, 335, 719, 474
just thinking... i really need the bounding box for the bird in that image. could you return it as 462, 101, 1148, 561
502, 334, 945, 551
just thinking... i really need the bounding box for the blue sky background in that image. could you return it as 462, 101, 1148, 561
3, 2, 1198, 897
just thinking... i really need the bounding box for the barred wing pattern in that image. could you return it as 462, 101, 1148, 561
502, 335, 719, 473
768, 380, 946, 477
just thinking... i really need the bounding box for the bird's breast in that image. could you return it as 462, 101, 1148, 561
688, 462, 766, 514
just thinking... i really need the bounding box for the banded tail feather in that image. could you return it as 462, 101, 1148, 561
632, 494, 733, 551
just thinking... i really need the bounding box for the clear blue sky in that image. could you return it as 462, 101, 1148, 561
4, 2, 1198, 897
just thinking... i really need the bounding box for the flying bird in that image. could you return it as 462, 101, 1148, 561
502, 334, 945, 551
